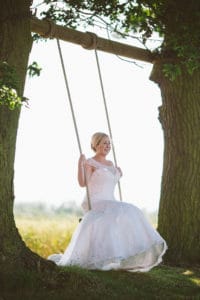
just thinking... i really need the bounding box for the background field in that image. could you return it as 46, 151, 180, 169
14, 202, 81, 258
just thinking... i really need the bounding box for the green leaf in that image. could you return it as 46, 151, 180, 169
27, 61, 42, 77
162, 63, 181, 81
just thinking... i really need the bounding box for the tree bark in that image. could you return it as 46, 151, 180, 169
150, 61, 200, 265
0, 0, 54, 272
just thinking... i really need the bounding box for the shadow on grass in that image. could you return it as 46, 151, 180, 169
0, 264, 200, 300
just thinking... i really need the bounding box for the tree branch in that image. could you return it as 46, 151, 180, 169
30, 17, 155, 63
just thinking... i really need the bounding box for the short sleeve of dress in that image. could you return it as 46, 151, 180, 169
85, 158, 99, 169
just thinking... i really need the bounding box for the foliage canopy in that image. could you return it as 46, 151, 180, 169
34, 0, 200, 74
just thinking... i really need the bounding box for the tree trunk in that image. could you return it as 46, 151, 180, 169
150, 61, 200, 265
0, 0, 54, 272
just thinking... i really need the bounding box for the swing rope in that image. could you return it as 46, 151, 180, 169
83, 31, 123, 201
94, 48, 123, 201
56, 38, 92, 210
57, 34, 122, 207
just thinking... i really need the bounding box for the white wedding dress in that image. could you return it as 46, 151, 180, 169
48, 158, 167, 271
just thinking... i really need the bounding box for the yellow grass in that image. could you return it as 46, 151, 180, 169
15, 215, 79, 258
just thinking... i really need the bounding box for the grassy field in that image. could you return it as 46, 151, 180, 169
2, 215, 198, 299
15, 215, 79, 258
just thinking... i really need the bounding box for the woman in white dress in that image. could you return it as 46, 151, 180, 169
48, 132, 167, 271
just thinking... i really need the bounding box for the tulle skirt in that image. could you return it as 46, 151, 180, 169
48, 200, 167, 272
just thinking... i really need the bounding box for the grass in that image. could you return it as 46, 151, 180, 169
2, 215, 198, 300
1, 264, 200, 300
15, 215, 79, 258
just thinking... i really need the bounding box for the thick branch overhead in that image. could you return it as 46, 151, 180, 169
30, 17, 154, 63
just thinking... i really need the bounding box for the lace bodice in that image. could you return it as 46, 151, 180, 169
82, 158, 121, 211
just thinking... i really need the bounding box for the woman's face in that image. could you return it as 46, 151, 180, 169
96, 136, 111, 156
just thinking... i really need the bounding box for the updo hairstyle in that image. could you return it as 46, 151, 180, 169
91, 132, 109, 152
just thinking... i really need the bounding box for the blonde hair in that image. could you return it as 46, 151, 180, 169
91, 132, 109, 152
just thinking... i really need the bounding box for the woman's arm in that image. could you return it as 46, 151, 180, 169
78, 154, 93, 187
116, 166, 123, 177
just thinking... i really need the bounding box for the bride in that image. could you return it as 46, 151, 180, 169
48, 132, 167, 271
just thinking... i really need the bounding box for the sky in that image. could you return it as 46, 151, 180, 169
14, 30, 163, 213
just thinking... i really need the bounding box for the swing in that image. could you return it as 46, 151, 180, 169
44, 21, 168, 272
56, 36, 122, 211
